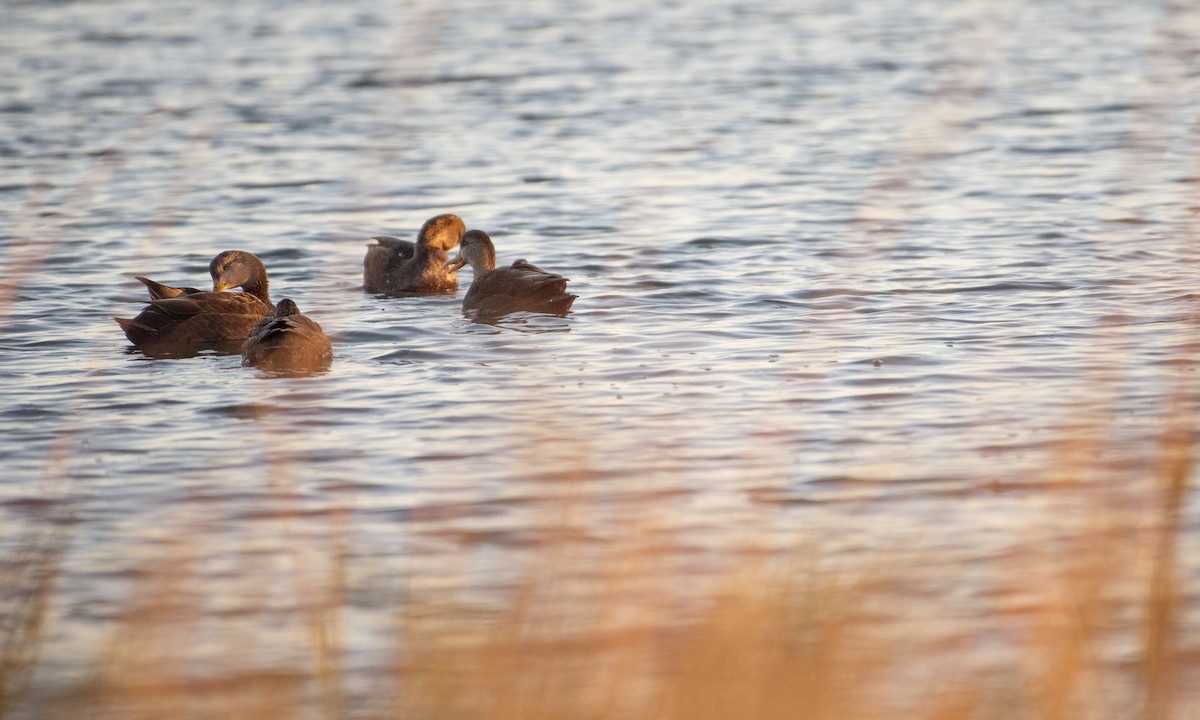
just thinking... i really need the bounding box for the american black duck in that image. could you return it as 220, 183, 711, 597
445, 230, 577, 317
241, 299, 332, 373
363, 213, 466, 294
115, 250, 275, 355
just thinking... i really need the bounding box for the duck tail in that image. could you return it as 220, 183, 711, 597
540, 294, 578, 315
136, 276, 198, 300
114, 316, 155, 341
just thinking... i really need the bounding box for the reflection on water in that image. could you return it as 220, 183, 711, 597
2, 0, 1200, 712
456, 311, 575, 333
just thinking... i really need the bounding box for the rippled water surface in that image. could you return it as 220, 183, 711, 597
4, 0, 1200, 705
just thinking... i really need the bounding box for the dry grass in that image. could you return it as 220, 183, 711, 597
0, 400, 1194, 720
0, 526, 63, 718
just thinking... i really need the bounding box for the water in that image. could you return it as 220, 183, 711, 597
3, 0, 1200, 705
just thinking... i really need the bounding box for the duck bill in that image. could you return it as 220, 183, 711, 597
213, 281, 229, 292
445, 256, 466, 273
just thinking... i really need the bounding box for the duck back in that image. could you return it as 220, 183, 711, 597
116, 292, 274, 355
241, 306, 332, 372
464, 259, 577, 317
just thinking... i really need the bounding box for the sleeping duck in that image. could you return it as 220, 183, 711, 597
363, 213, 466, 293
115, 250, 275, 355
445, 230, 577, 318
240, 299, 332, 372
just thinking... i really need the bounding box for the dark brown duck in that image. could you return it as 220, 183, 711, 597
240, 299, 332, 373
445, 230, 577, 318
363, 213, 466, 293
115, 250, 275, 355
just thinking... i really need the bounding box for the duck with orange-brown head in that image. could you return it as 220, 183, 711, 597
363, 213, 466, 294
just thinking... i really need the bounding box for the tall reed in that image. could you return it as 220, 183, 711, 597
1, 402, 1192, 720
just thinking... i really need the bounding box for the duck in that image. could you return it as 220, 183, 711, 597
363, 213, 466, 293
445, 230, 577, 318
115, 250, 275, 355
241, 299, 332, 372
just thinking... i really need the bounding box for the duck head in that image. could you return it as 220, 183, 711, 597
417, 214, 467, 253
446, 230, 497, 274
210, 250, 268, 293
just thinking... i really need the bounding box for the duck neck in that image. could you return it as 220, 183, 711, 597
471, 244, 497, 274
243, 276, 271, 305
415, 242, 445, 261
468, 255, 493, 274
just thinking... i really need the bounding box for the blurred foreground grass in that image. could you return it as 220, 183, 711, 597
1, 397, 1195, 720
4, 1, 1200, 717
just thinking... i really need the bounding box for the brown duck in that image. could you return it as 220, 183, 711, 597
363, 213, 466, 293
115, 250, 274, 355
445, 230, 577, 318
241, 299, 332, 372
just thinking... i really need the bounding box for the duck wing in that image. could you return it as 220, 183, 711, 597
364, 236, 419, 292
136, 276, 203, 300
116, 292, 274, 351
369, 235, 416, 258
464, 260, 577, 317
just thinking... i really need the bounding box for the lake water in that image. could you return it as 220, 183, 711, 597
3, 0, 1200, 710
